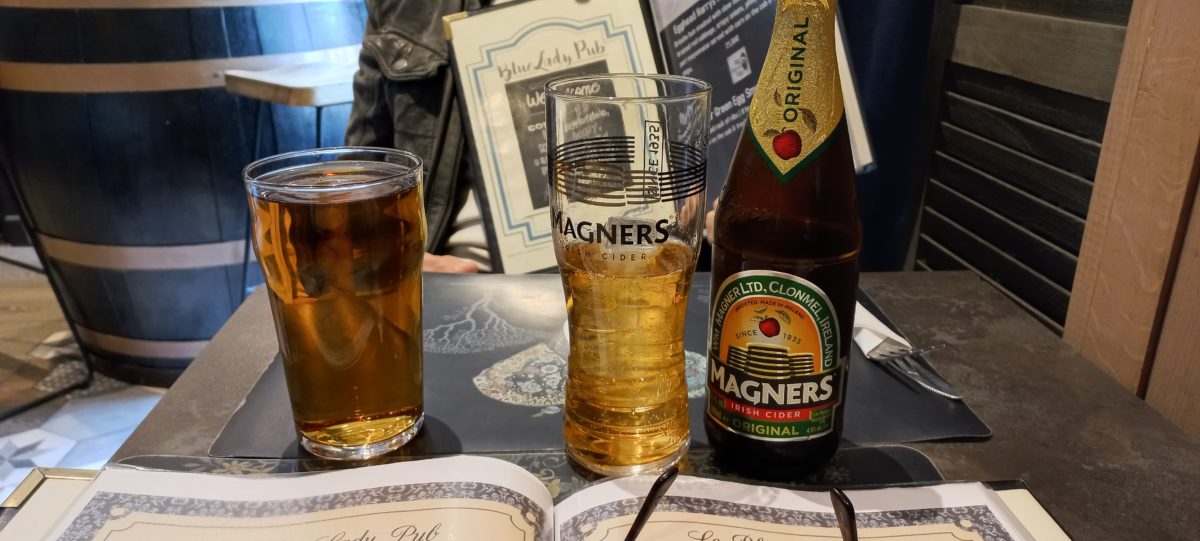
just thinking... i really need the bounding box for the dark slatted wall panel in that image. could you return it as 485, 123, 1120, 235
916, 1, 1131, 331
967, 0, 1132, 25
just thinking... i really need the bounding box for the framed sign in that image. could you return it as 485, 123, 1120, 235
447, 0, 661, 273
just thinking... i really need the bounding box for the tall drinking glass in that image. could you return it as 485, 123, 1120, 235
243, 147, 425, 460
547, 74, 711, 475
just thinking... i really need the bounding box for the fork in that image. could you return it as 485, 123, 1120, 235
866, 343, 946, 362
881, 355, 962, 401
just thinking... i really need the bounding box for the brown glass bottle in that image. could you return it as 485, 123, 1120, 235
704, 0, 861, 481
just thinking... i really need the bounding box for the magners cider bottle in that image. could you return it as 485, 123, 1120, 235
704, 0, 861, 480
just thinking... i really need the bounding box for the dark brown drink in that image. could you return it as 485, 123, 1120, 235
248, 157, 425, 459
704, 0, 862, 480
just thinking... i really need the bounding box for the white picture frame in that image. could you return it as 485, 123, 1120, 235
447, 0, 661, 273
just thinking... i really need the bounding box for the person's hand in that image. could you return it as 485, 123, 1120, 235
423, 253, 479, 273
705, 197, 719, 244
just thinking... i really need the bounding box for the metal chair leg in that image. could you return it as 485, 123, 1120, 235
315, 105, 325, 148
0, 355, 92, 421
240, 101, 267, 301
0, 145, 96, 420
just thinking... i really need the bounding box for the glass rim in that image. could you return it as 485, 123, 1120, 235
545, 73, 712, 104
242, 146, 422, 194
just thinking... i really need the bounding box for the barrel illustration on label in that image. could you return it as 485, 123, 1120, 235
707, 270, 842, 441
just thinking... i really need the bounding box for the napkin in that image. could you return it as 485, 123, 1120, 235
853, 302, 911, 359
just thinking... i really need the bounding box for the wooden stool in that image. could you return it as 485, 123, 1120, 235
223, 55, 360, 298
225, 58, 360, 147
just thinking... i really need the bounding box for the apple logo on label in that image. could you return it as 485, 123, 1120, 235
758, 317, 781, 338
772, 130, 803, 160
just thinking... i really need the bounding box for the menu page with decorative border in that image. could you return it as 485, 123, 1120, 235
42, 457, 553, 541
554, 476, 1033, 541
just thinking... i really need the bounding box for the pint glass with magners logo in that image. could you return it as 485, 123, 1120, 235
244, 147, 425, 460
546, 74, 711, 475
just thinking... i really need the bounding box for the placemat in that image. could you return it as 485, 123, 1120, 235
210, 274, 989, 459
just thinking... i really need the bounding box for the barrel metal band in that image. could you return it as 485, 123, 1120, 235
38, 234, 247, 270
74, 325, 209, 360
0, 45, 359, 93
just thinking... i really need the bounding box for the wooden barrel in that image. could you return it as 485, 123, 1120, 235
0, 0, 366, 386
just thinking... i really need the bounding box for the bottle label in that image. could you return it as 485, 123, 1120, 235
748, 0, 844, 182
707, 271, 843, 441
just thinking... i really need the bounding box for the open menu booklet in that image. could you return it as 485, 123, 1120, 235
37, 456, 1066, 541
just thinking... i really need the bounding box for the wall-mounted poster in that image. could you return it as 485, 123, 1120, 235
447, 0, 660, 273
648, 0, 873, 200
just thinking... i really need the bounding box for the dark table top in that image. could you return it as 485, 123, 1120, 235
115, 271, 1200, 540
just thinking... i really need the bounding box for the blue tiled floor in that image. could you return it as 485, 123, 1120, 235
41, 387, 160, 442
0, 250, 165, 501
0, 376, 162, 500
